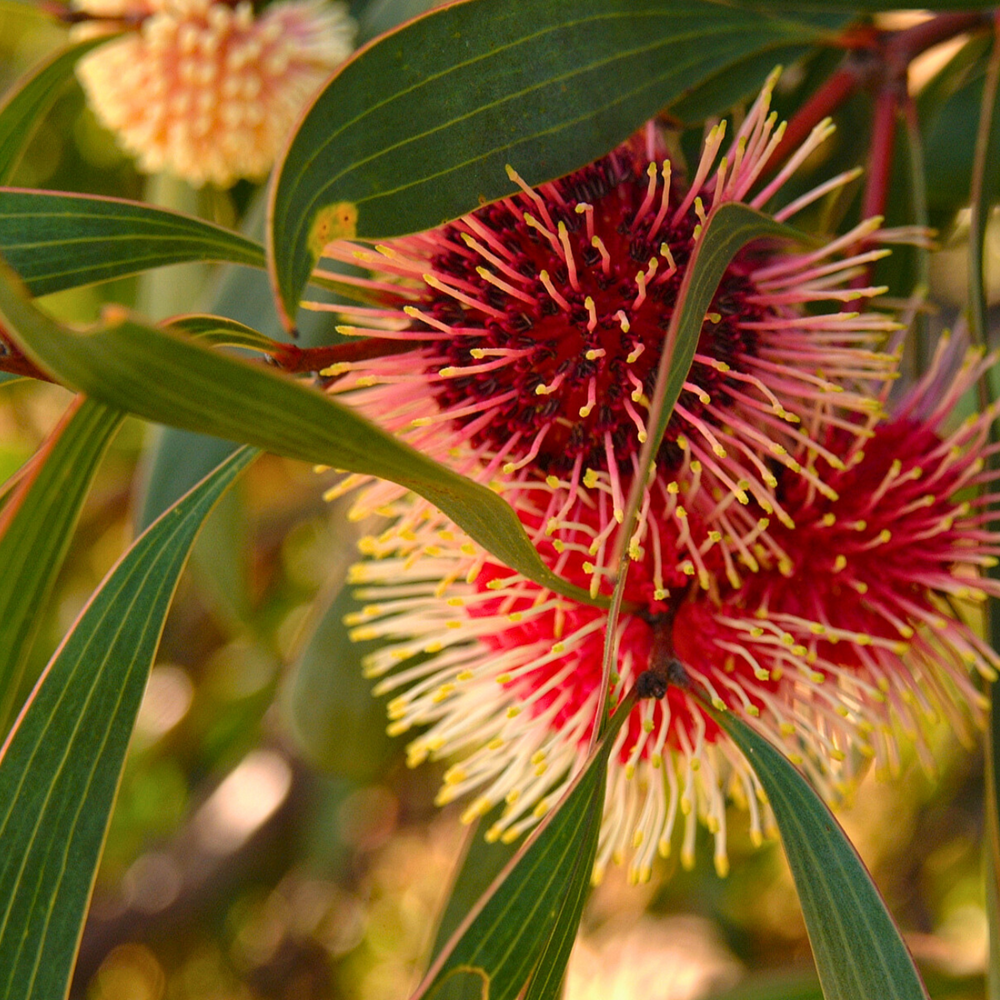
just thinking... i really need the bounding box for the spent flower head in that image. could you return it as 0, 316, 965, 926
74, 0, 354, 186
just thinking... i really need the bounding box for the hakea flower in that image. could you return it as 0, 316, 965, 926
73, 0, 354, 186
679, 334, 1000, 789
345, 337, 999, 884
316, 75, 925, 880
319, 74, 899, 598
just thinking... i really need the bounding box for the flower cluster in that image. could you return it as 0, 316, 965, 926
74, 0, 354, 186
314, 79, 998, 882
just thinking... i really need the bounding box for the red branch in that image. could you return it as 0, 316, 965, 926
269, 337, 423, 375
763, 10, 994, 180
862, 84, 901, 224
0, 329, 55, 384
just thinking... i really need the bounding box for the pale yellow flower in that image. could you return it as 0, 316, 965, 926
74, 0, 354, 187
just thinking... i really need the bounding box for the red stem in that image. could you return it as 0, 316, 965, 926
886, 10, 993, 70
763, 11, 993, 179
0, 330, 55, 384
862, 85, 900, 224
270, 337, 422, 375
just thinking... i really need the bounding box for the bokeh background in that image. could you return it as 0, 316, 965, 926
0, 3, 995, 998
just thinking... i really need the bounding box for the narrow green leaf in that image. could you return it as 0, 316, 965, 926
0, 396, 122, 738
0, 445, 257, 1000
429, 808, 517, 967
742, 0, 991, 10
138, 429, 239, 532
285, 582, 394, 781
668, 39, 843, 125
164, 314, 277, 353
597, 204, 803, 727
989, 743, 1000, 1000
413, 697, 633, 1000
0, 188, 266, 296
704, 969, 982, 1000
712, 709, 929, 1000
646, 202, 799, 461
0, 37, 109, 184
268, 0, 841, 322
136, 203, 289, 532
0, 265, 601, 608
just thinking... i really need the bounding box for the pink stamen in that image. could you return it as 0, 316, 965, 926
539, 270, 571, 311
650, 161, 672, 235
634, 162, 659, 225
423, 273, 507, 319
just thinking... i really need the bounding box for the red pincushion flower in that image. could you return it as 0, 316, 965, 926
322, 77, 898, 599
348, 337, 998, 883
325, 77, 970, 881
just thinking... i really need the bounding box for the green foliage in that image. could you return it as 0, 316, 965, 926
0, 189, 266, 296
645, 204, 800, 460
414, 699, 632, 1000
0, 267, 601, 607
0, 37, 108, 184
714, 709, 930, 1000
0, 3, 997, 998
0, 397, 122, 736
268, 0, 842, 322
0, 446, 255, 1000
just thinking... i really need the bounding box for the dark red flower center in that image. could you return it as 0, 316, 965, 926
411, 151, 770, 477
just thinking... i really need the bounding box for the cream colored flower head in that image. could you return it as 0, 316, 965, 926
74, 0, 354, 187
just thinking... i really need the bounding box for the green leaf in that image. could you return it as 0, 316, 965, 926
704, 969, 982, 1000
645, 203, 800, 494
712, 709, 929, 1000
0, 445, 256, 1000
0, 265, 601, 609
284, 582, 394, 781
138, 429, 239, 533
668, 36, 843, 125
164, 314, 277, 353
0, 188, 266, 297
413, 696, 632, 1000
0, 37, 109, 184
745, 0, 991, 9
268, 0, 842, 322
428, 807, 518, 968
0, 396, 122, 738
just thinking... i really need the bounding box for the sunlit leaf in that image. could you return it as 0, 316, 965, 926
0, 396, 122, 737
0, 36, 108, 184
0, 188, 266, 296
0, 265, 601, 608
413, 696, 633, 1000
268, 0, 843, 323
712, 708, 929, 1000
0, 445, 257, 1000
428, 807, 517, 966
